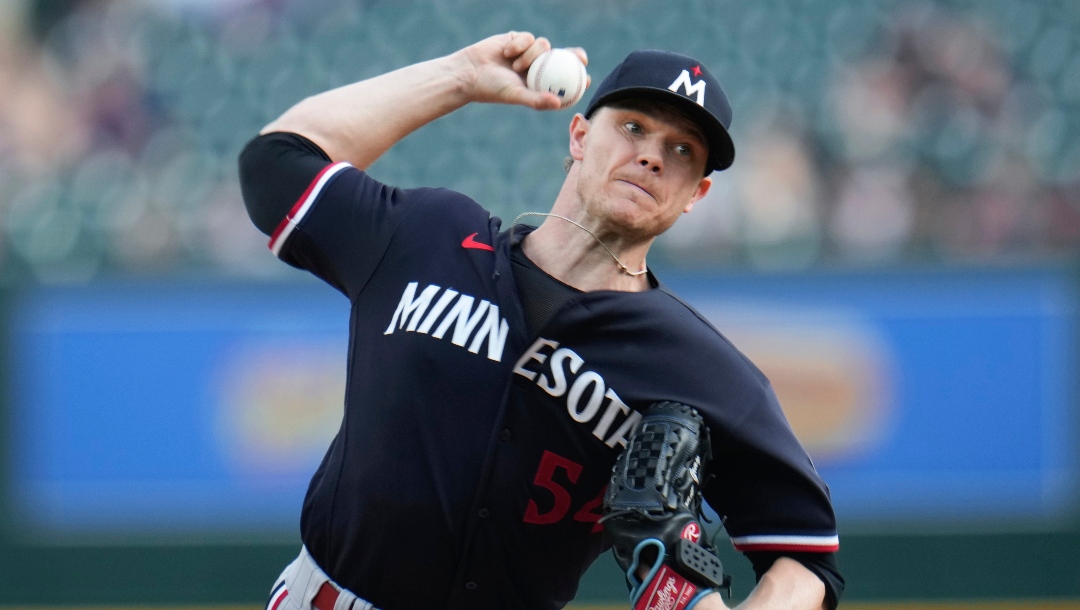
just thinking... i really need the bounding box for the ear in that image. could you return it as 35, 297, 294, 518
568, 113, 589, 161
682, 176, 712, 214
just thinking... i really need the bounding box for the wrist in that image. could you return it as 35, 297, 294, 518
446, 47, 484, 103
632, 565, 723, 610
692, 591, 729, 610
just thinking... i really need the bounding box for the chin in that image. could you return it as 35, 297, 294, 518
607, 208, 663, 239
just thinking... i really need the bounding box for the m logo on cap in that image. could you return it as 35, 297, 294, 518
668, 69, 706, 106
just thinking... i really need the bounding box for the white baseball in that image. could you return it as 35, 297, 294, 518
526, 48, 588, 109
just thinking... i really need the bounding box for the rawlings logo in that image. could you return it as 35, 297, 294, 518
647, 576, 680, 610
680, 522, 701, 543
640, 567, 697, 610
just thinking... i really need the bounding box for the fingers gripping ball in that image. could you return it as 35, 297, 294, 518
602, 402, 729, 610
527, 48, 588, 108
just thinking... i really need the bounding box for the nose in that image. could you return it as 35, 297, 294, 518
636, 141, 663, 174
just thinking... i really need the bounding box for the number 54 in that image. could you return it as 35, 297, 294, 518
522, 450, 605, 533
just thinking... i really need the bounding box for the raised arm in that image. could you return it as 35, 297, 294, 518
261, 32, 576, 169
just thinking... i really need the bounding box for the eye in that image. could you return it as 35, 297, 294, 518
674, 144, 692, 157
624, 121, 643, 134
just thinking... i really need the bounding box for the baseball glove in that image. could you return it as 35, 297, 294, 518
601, 401, 729, 610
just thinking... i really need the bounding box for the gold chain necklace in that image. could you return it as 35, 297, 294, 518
511, 212, 648, 277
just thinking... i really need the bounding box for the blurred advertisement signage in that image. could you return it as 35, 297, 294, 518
7, 267, 1077, 540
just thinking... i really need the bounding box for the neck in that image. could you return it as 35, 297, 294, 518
518, 209, 653, 294
518, 163, 655, 293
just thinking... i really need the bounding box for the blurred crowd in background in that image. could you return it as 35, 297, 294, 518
0, 0, 1079, 282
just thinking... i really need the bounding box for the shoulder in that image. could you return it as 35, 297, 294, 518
654, 285, 769, 382
407, 185, 488, 213
639, 285, 781, 420
566, 284, 777, 411
386, 185, 496, 234
316, 169, 495, 232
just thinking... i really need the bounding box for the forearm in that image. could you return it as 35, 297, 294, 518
259, 32, 565, 169
261, 52, 473, 168
694, 557, 826, 610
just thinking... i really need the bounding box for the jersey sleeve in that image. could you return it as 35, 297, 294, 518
238, 132, 332, 235
703, 378, 839, 547
696, 357, 843, 602
646, 290, 841, 568
238, 131, 414, 298
707, 405, 839, 552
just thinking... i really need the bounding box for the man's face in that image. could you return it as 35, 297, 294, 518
570, 100, 712, 240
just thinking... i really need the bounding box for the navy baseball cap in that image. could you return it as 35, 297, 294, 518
584, 50, 735, 174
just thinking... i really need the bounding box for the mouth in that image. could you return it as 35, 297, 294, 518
616, 179, 656, 201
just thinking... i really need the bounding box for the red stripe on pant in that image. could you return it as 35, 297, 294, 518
268, 580, 339, 610
268, 587, 288, 610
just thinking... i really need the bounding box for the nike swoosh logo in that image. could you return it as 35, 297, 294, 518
461, 232, 494, 252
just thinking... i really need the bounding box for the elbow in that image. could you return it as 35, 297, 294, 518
237, 140, 282, 237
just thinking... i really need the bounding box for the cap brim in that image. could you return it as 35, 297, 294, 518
586, 86, 735, 173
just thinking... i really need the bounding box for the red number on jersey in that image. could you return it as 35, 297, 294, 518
572, 485, 607, 533
522, 450, 605, 533
523, 450, 582, 525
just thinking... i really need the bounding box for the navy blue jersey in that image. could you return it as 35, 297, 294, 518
240, 134, 840, 610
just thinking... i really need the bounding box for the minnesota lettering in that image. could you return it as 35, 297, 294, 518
384, 281, 510, 362
513, 338, 642, 449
